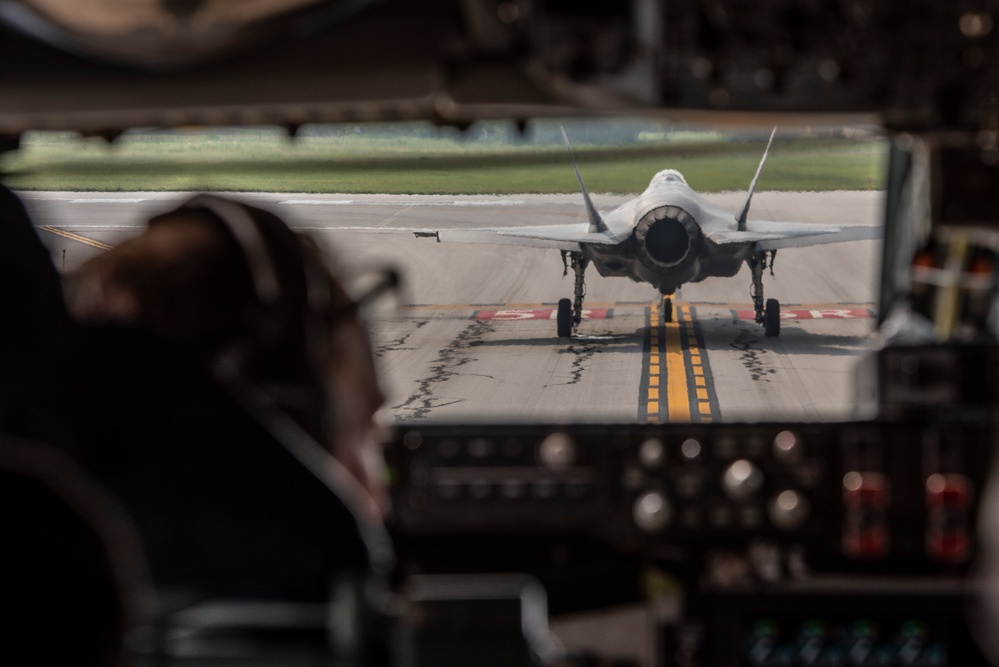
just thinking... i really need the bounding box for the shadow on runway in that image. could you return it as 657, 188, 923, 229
693, 315, 874, 357
467, 329, 645, 351
769, 329, 875, 357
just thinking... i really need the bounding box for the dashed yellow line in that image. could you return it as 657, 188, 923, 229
681, 304, 716, 423
643, 306, 662, 423
38, 226, 113, 251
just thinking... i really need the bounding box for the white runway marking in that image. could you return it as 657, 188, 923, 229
69, 198, 147, 203
294, 226, 442, 233
450, 200, 526, 206
279, 199, 526, 207
280, 199, 355, 205
43, 225, 144, 230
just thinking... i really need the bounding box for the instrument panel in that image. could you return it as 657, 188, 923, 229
389, 417, 993, 571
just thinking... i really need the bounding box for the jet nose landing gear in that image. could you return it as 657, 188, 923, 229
659, 295, 673, 323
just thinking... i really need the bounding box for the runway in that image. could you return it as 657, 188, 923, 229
22, 190, 883, 425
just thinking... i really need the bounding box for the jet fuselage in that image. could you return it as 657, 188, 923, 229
583, 170, 750, 295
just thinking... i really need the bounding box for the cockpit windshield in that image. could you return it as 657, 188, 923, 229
5, 121, 887, 426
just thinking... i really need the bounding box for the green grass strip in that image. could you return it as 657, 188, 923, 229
0, 133, 887, 194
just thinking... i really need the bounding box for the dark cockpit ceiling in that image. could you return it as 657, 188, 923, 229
0, 0, 992, 138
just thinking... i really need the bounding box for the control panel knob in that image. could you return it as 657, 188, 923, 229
537, 432, 576, 470
633, 491, 672, 533
773, 430, 803, 464
722, 459, 764, 501
639, 438, 666, 469
768, 490, 810, 530
680, 438, 702, 461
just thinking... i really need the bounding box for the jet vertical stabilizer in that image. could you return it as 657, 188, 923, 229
736, 127, 777, 232
560, 127, 608, 234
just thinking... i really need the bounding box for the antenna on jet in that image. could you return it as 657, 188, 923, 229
560, 127, 608, 234
736, 127, 777, 232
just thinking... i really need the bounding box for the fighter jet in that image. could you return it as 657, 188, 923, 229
416, 129, 880, 337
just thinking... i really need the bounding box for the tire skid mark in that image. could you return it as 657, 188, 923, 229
394, 320, 494, 419
545, 334, 612, 387
729, 327, 776, 382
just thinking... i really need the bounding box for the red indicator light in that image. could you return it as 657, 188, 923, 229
843, 472, 889, 559
926, 474, 974, 562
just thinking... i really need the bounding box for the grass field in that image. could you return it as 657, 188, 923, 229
0, 128, 887, 194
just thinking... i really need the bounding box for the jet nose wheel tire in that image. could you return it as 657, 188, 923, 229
557, 298, 573, 337
765, 298, 781, 337
661, 297, 673, 323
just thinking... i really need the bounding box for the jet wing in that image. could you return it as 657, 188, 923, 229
704, 221, 881, 250
419, 223, 622, 251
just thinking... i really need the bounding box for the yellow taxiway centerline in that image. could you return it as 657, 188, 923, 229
642, 301, 715, 423
664, 307, 691, 422
38, 226, 113, 251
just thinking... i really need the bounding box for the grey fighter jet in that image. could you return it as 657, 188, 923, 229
418, 129, 880, 337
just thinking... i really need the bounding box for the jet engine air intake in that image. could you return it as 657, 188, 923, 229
634, 205, 701, 269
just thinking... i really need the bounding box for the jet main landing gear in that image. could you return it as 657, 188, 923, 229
749, 250, 781, 337
556, 298, 572, 337
764, 297, 780, 337
557, 251, 589, 337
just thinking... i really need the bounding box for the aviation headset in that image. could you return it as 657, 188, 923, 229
145, 194, 397, 447
147, 194, 339, 442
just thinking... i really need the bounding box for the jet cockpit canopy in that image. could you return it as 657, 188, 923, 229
650, 169, 688, 188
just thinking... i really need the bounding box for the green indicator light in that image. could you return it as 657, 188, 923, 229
853, 620, 875, 637
804, 620, 827, 636
901, 621, 927, 638
753, 619, 778, 635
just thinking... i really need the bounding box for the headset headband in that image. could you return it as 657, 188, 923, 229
182, 194, 282, 306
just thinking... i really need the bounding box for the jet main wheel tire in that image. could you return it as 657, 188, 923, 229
557, 298, 573, 337
765, 298, 781, 337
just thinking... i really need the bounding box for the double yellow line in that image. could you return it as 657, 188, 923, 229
643, 301, 715, 423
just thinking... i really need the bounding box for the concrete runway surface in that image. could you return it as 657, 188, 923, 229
23, 189, 883, 426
